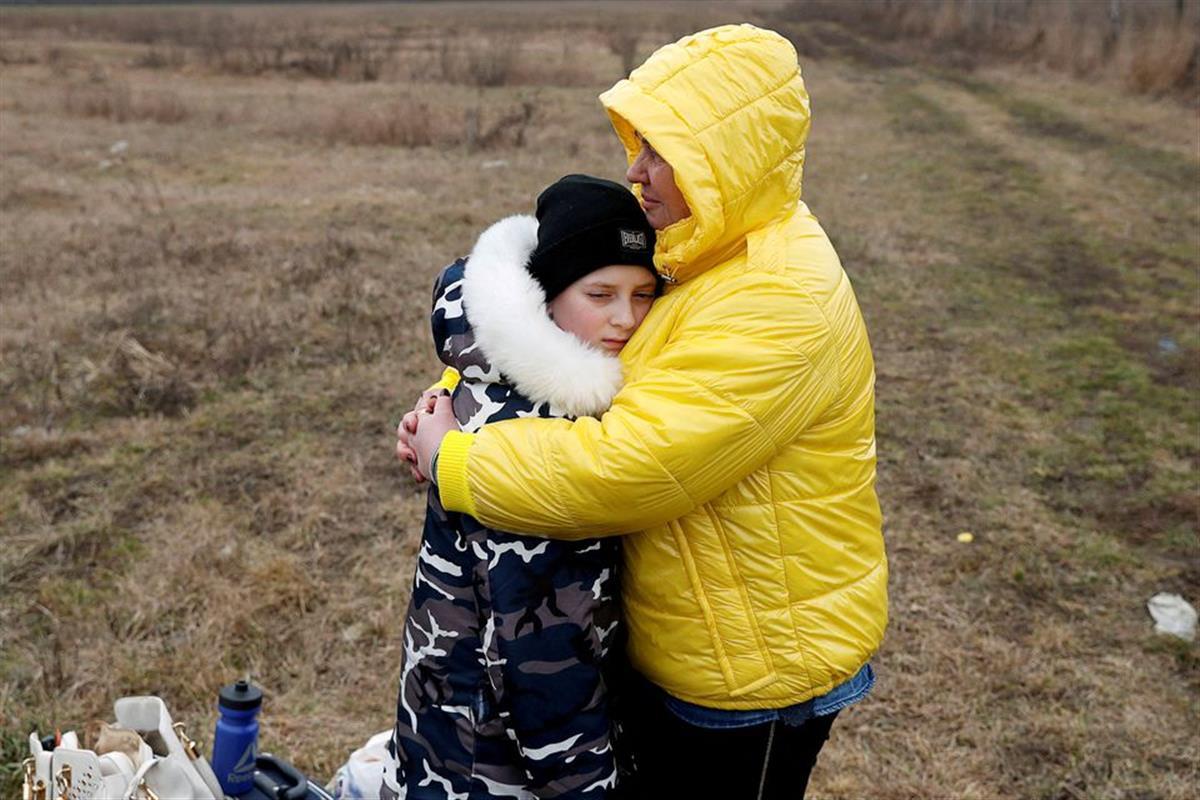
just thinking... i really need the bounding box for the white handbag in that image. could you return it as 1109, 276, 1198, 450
24, 695, 226, 800
114, 696, 224, 799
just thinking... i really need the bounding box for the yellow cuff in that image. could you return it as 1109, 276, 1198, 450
437, 430, 477, 517
428, 367, 461, 394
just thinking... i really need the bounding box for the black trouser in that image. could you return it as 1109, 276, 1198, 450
614, 673, 838, 800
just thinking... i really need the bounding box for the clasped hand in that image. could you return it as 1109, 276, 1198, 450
395, 390, 459, 483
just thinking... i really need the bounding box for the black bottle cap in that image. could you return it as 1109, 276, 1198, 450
219, 679, 263, 711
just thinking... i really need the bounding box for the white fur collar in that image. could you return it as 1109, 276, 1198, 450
461, 215, 624, 417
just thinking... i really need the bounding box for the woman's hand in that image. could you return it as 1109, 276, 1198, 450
412, 395, 459, 482
396, 388, 444, 482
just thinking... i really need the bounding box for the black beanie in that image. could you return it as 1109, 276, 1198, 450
527, 174, 658, 302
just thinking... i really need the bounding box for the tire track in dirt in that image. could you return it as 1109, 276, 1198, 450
793, 61, 1197, 796
793, 61, 1147, 799
921, 75, 1199, 558
862, 75, 1198, 799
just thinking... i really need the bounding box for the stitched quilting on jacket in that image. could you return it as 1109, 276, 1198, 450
383, 216, 621, 800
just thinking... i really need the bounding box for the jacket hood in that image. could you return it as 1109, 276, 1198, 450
434, 215, 624, 418
599, 24, 810, 284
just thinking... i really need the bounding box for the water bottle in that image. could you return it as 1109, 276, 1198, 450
212, 679, 263, 796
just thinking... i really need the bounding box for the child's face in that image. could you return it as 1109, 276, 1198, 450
548, 265, 658, 354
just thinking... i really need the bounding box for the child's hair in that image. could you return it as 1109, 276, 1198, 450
526, 174, 659, 301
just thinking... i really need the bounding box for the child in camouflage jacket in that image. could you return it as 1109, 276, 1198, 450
385, 175, 659, 799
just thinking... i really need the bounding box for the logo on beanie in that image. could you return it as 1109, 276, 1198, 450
620, 229, 648, 251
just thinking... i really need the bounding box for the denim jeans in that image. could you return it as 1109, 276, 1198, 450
665, 663, 875, 729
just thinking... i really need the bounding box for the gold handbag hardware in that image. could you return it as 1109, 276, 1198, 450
173, 721, 201, 759
22, 758, 35, 800
31, 779, 47, 800
134, 778, 161, 800
54, 764, 71, 799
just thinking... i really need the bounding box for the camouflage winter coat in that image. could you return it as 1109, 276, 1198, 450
385, 216, 623, 799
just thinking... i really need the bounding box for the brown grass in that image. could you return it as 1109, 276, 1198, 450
1, 3, 1197, 799
64, 81, 190, 125
780, 0, 1200, 98
1121, 22, 1200, 94
319, 97, 445, 149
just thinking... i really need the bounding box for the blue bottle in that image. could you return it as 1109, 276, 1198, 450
212, 680, 263, 796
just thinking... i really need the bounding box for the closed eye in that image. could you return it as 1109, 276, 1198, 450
635, 133, 661, 162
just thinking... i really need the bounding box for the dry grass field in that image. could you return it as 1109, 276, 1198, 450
1, 2, 1198, 798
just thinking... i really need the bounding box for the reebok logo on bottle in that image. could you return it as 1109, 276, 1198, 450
229, 741, 256, 783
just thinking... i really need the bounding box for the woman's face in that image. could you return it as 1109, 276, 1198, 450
627, 133, 691, 231
548, 265, 658, 354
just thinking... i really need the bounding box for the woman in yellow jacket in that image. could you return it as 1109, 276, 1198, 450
403, 24, 888, 799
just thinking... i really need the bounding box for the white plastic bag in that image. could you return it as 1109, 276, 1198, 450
328, 730, 394, 800
1147, 592, 1198, 642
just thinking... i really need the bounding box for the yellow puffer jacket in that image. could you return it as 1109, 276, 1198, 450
436, 24, 887, 708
